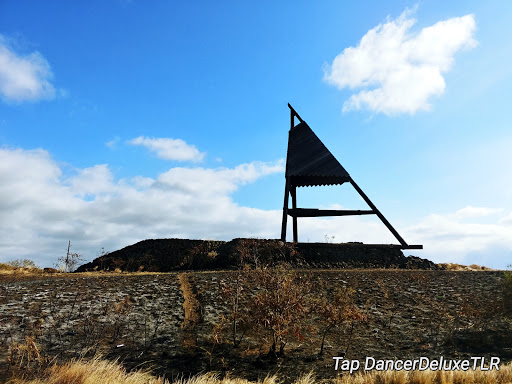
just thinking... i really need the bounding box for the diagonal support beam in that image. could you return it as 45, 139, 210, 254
349, 177, 408, 247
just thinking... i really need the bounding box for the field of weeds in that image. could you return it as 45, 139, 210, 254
6, 357, 512, 384
1, 269, 511, 383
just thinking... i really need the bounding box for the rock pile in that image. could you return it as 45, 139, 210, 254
76, 238, 440, 272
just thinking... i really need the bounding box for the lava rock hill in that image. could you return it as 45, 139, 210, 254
76, 238, 439, 272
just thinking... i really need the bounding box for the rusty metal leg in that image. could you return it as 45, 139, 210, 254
291, 186, 298, 243
280, 179, 290, 241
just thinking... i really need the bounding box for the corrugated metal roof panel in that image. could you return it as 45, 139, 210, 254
285, 121, 350, 187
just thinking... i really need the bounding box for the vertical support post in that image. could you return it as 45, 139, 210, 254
280, 178, 290, 241
291, 185, 298, 243
349, 178, 408, 247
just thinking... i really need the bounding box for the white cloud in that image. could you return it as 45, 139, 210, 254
156, 160, 285, 196
404, 207, 512, 268
0, 146, 283, 266
0, 36, 56, 103
70, 164, 115, 197
106, 137, 121, 149
128, 136, 206, 162
1, 146, 510, 270
500, 212, 512, 225
455, 206, 503, 219
324, 10, 477, 115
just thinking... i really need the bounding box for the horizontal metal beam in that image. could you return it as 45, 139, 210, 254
400, 245, 423, 250
287, 208, 375, 217
293, 242, 423, 250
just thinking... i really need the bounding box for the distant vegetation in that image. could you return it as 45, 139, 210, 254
0, 259, 42, 274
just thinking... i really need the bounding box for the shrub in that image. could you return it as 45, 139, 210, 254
219, 268, 251, 347
233, 239, 300, 269
5, 259, 39, 269
312, 285, 366, 355
0, 263, 16, 271
183, 241, 221, 269
248, 264, 313, 357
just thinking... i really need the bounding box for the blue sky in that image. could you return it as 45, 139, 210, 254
1, 1, 511, 269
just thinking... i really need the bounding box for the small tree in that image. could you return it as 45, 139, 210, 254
313, 285, 366, 355
249, 265, 312, 357
219, 268, 250, 347
57, 241, 84, 272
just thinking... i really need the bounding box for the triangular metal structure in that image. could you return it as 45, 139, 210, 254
286, 120, 350, 186
281, 104, 422, 250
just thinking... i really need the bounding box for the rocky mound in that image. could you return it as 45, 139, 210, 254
297, 242, 438, 269
76, 238, 440, 272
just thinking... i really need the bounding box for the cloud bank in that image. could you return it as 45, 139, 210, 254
1, 146, 510, 269
0, 146, 285, 266
406, 207, 512, 266
0, 36, 56, 103
324, 10, 477, 115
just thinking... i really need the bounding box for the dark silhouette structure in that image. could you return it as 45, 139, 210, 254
281, 104, 422, 250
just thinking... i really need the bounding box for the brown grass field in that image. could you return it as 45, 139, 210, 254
6, 357, 512, 384
1, 267, 511, 383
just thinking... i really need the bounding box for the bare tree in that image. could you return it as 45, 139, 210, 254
57, 241, 85, 272
249, 265, 312, 357
219, 268, 251, 347
313, 285, 366, 355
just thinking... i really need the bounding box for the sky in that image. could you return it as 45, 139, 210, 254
1, 1, 511, 269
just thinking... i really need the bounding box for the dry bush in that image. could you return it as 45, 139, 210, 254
0, 260, 42, 275
312, 284, 366, 356
4, 260, 39, 269
0, 263, 16, 272
233, 239, 299, 269
218, 268, 251, 347
439, 263, 491, 271
183, 241, 221, 269
216, 265, 366, 359
248, 265, 313, 357
7, 336, 50, 379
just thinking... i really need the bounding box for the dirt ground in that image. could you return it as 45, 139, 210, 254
1, 270, 510, 382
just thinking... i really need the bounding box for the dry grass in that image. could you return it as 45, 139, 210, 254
7, 356, 165, 384
334, 364, 512, 384
0, 265, 43, 275
179, 272, 200, 327
439, 263, 493, 271
178, 272, 201, 349
7, 358, 512, 384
